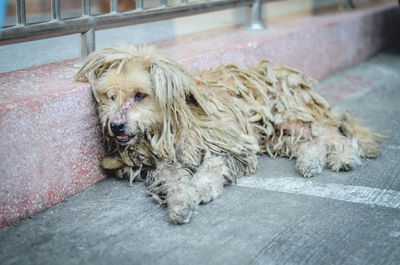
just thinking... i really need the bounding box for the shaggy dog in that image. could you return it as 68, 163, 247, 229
75, 46, 385, 224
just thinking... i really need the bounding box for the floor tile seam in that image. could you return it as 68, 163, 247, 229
236, 176, 400, 210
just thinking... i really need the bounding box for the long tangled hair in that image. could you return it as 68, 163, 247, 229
74, 46, 259, 177
75, 45, 385, 224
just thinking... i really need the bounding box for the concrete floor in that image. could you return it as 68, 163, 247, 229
0, 50, 399, 265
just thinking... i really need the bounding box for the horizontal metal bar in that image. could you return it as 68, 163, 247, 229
1, 0, 274, 45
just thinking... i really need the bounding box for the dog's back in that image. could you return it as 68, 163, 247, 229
198, 61, 385, 170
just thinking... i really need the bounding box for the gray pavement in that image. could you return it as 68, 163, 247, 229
1, 50, 400, 265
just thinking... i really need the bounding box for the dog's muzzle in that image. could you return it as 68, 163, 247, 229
110, 122, 132, 144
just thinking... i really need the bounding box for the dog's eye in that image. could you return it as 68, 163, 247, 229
106, 94, 115, 101
134, 92, 147, 102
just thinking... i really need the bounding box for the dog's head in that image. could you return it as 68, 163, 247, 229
74, 46, 211, 160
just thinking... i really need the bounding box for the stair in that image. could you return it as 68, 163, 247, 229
1, 49, 399, 265
0, 2, 399, 227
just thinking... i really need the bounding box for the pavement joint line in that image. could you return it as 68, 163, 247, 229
237, 176, 400, 209
387, 145, 400, 150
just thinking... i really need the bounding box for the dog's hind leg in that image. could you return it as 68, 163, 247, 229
311, 125, 361, 172
323, 111, 387, 172
325, 134, 362, 172
294, 139, 327, 178
338, 111, 387, 158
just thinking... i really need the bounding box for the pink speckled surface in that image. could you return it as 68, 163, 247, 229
0, 60, 80, 107
0, 3, 399, 226
319, 75, 374, 101
0, 64, 105, 226
157, 3, 399, 80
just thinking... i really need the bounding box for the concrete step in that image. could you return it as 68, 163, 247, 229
0, 49, 399, 265
0, 2, 399, 227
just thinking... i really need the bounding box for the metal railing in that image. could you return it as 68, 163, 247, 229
1, 0, 356, 61
0, 0, 271, 61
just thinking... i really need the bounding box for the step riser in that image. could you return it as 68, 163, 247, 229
0, 86, 105, 226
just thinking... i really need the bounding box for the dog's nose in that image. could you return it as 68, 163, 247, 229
110, 122, 125, 135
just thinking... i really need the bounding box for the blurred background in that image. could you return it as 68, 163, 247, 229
2, 0, 389, 28
0, 0, 395, 73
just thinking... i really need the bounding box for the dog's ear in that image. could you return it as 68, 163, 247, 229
147, 52, 213, 160
149, 55, 211, 118
74, 46, 137, 103
150, 58, 192, 113
74, 47, 124, 82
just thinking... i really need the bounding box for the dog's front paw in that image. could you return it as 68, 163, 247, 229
168, 203, 195, 225
296, 158, 323, 178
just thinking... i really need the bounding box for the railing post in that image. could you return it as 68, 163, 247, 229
51, 0, 61, 21
340, 0, 355, 10
110, 0, 119, 13
161, 0, 168, 8
136, 0, 144, 10
16, 0, 26, 26
76, 0, 95, 66
79, 28, 95, 60
243, 0, 266, 31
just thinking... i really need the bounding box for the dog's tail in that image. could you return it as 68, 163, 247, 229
338, 111, 388, 158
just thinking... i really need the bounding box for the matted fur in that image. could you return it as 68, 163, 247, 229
75, 46, 386, 224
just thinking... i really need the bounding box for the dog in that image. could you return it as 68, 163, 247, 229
74, 46, 385, 224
